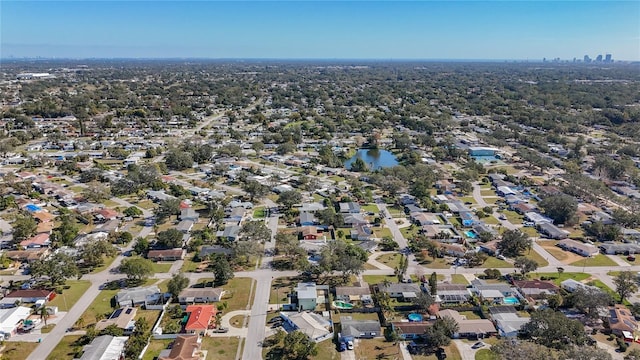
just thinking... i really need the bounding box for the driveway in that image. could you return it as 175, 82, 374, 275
453, 339, 479, 360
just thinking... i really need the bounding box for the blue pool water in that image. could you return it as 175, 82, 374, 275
465, 231, 477, 238
25, 204, 42, 212
472, 155, 501, 163
503, 296, 519, 305
407, 313, 423, 322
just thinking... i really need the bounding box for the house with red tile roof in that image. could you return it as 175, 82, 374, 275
185, 305, 217, 334
95, 208, 119, 222
19, 233, 50, 249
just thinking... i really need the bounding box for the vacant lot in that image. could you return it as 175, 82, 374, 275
78, 289, 119, 328
569, 254, 617, 267
221, 277, 256, 312
0, 341, 36, 360
48, 280, 91, 311
201, 337, 241, 360
47, 335, 83, 360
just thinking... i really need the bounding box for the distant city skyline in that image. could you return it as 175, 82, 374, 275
1, 1, 639, 61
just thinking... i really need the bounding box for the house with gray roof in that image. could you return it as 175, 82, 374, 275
217, 224, 241, 241
537, 222, 568, 240
599, 242, 640, 255
339, 202, 361, 214
115, 285, 163, 307
378, 283, 422, 300
79, 335, 128, 360
180, 208, 199, 222
340, 316, 381, 338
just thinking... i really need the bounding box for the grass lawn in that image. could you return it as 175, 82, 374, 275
312, 193, 325, 202
501, 210, 523, 224
67, 185, 85, 193
78, 289, 119, 328
523, 249, 549, 267
451, 274, 469, 284
136, 200, 156, 210
482, 257, 512, 268
230, 314, 247, 328
271, 277, 298, 304
483, 216, 500, 225
328, 175, 345, 183
253, 206, 266, 218
532, 272, 590, 286
521, 227, 539, 237
422, 258, 451, 269
1, 341, 37, 360
181, 254, 202, 272
312, 338, 340, 360
377, 253, 402, 269
41, 324, 55, 333
475, 348, 499, 360
459, 196, 476, 204
387, 205, 404, 217
588, 279, 616, 297
151, 262, 173, 273
47, 335, 83, 360
90, 255, 117, 274
542, 247, 571, 261
480, 190, 496, 197
222, 277, 256, 311
363, 274, 398, 285
401, 226, 420, 240
569, 254, 617, 267
142, 339, 173, 360
335, 228, 352, 240
157, 279, 170, 293
102, 199, 120, 208
413, 343, 462, 360
362, 204, 379, 213
48, 280, 91, 311
374, 227, 392, 239
201, 337, 241, 360
353, 338, 400, 360
135, 309, 161, 327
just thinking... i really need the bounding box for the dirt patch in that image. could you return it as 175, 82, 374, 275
540, 244, 584, 264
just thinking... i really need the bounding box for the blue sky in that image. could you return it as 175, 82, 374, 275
1, 1, 639, 60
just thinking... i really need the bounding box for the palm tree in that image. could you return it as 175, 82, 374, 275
39, 306, 50, 326
75, 317, 85, 330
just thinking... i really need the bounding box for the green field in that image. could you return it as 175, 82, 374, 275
47, 335, 83, 360
482, 257, 512, 268
151, 262, 173, 273
78, 289, 119, 328
222, 277, 256, 311
533, 272, 590, 286
253, 206, 266, 218
1, 341, 36, 360
362, 204, 379, 213
451, 274, 469, 284
569, 254, 617, 267
376, 253, 402, 269
523, 249, 549, 267
48, 280, 92, 311
363, 274, 399, 285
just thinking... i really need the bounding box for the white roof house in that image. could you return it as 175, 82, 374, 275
0, 306, 32, 339
79, 335, 128, 360
280, 311, 333, 343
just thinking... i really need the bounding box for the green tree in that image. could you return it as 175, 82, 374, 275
243, 180, 270, 201
349, 157, 368, 172
491, 339, 556, 360
625, 349, 640, 360
123, 206, 143, 218
211, 254, 234, 285
428, 272, 438, 295
614, 271, 639, 303
154, 198, 181, 224
281, 330, 318, 360
277, 190, 302, 210
251, 141, 265, 155
165, 149, 194, 170
167, 273, 189, 300
412, 292, 434, 313
82, 181, 110, 202
39, 305, 50, 326
569, 287, 612, 319
539, 194, 578, 224
12, 214, 37, 243
156, 228, 183, 249
133, 237, 149, 256
497, 229, 531, 258
240, 221, 271, 242
521, 309, 586, 350
80, 239, 117, 269
50, 212, 79, 246
30, 252, 79, 287
514, 257, 539, 275
563, 345, 612, 360
119, 257, 154, 284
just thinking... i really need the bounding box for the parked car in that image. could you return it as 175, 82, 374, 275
213, 327, 229, 333
472, 341, 485, 349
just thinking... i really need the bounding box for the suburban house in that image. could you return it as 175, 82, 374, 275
0, 289, 55, 307
560, 279, 601, 293
350, 223, 373, 241
19, 233, 51, 249
537, 222, 568, 240
0, 306, 32, 339
608, 305, 638, 336
437, 243, 467, 258
217, 224, 241, 241
557, 239, 599, 257
479, 240, 500, 256
489, 306, 530, 338
334, 286, 372, 305
390, 321, 433, 340
294, 283, 318, 311
176, 220, 194, 233
339, 202, 361, 214
410, 212, 442, 226
159, 334, 203, 360
280, 311, 333, 343
6, 249, 49, 263
95, 307, 137, 333
340, 316, 381, 338
599, 242, 640, 255
438, 309, 497, 338
470, 280, 518, 303
94, 208, 119, 223
512, 280, 560, 300
178, 288, 226, 304
459, 211, 476, 227
433, 284, 472, 304
180, 208, 199, 222
299, 212, 316, 226
524, 212, 552, 225
185, 305, 217, 334
147, 190, 176, 202
343, 214, 367, 226
147, 248, 187, 261
78, 335, 128, 360
199, 245, 233, 258
378, 283, 421, 300
300, 226, 321, 240
116, 285, 163, 307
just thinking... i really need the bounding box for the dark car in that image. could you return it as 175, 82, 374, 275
213, 327, 229, 333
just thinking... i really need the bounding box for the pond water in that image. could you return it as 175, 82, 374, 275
344, 148, 399, 170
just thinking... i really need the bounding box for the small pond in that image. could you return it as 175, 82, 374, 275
344, 148, 399, 170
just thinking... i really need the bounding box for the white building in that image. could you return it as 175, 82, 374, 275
0, 306, 32, 339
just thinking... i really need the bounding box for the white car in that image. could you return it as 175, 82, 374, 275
346, 340, 354, 350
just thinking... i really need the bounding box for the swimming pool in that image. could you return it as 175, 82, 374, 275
503, 296, 519, 305
464, 231, 477, 238
332, 301, 354, 309
408, 313, 423, 322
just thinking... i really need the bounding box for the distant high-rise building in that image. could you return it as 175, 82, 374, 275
605, 54, 613, 63
596, 54, 603, 62
584, 55, 592, 63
